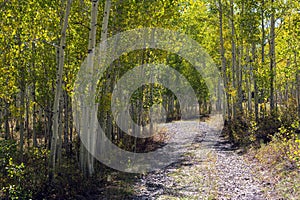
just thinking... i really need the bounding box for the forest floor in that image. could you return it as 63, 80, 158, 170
127, 116, 280, 200
89, 116, 299, 200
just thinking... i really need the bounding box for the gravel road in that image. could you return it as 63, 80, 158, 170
130, 117, 278, 200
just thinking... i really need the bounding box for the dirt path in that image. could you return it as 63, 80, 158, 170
130, 118, 278, 200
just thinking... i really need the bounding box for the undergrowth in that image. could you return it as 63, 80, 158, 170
252, 129, 300, 199
0, 127, 168, 199
225, 108, 300, 199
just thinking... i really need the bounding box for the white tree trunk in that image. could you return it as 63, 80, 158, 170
86, 0, 99, 177
217, 0, 230, 120
269, 0, 276, 113
230, 0, 237, 118
49, 0, 72, 180
80, 0, 112, 177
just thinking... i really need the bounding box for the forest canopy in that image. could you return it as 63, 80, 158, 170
0, 0, 299, 199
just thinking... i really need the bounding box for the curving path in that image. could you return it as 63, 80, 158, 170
130, 117, 278, 200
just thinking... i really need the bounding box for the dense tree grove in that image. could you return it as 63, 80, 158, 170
0, 0, 299, 198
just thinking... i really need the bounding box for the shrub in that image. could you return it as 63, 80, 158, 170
2, 158, 32, 199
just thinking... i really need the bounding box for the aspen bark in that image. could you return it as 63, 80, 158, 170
218, 0, 230, 120
64, 89, 69, 154
80, 0, 100, 177
269, 0, 276, 113
32, 42, 37, 147
261, 0, 266, 118
245, 46, 252, 114
295, 51, 300, 118
19, 52, 25, 159
80, 0, 111, 177
252, 43, 259, 121
49, 0, 72, 180
237, 45, 243, 115
230, 0, 236, 119
5, 101, 10, 140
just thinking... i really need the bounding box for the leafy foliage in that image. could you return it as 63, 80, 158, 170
0, 0, 299, 198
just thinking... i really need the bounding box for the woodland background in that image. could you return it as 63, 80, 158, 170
0, 0, 299, 199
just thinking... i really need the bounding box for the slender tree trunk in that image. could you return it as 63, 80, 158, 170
237, 0, 245, 116
295, 51, 300, 118
32, 92, 37, 147
64, 89, 69, 154
237, 45, 243, 115
252, 42, 259, 121
81, 0, 100, 177
218, 0, 230, 121
245, 46, 252, 114
101, 0, 113, 156
32, 42, 37, 147
16, 26, 25, 159
261, 0, 266, 118
99, 0, 111, 153
3, 53, 10, 140
5, 101, 10, 140
80, 0, 111, 177
46, 106, 52, 149
19, 59, 25, 160
269, 0, 276, 114
49, 0, 72, 180
100, 0, 111, 43
26, 88, 30, 147
69, 95, 73, 156
230, 0, 236, 119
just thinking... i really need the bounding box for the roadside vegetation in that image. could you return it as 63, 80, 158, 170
0, 0, 299, 199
